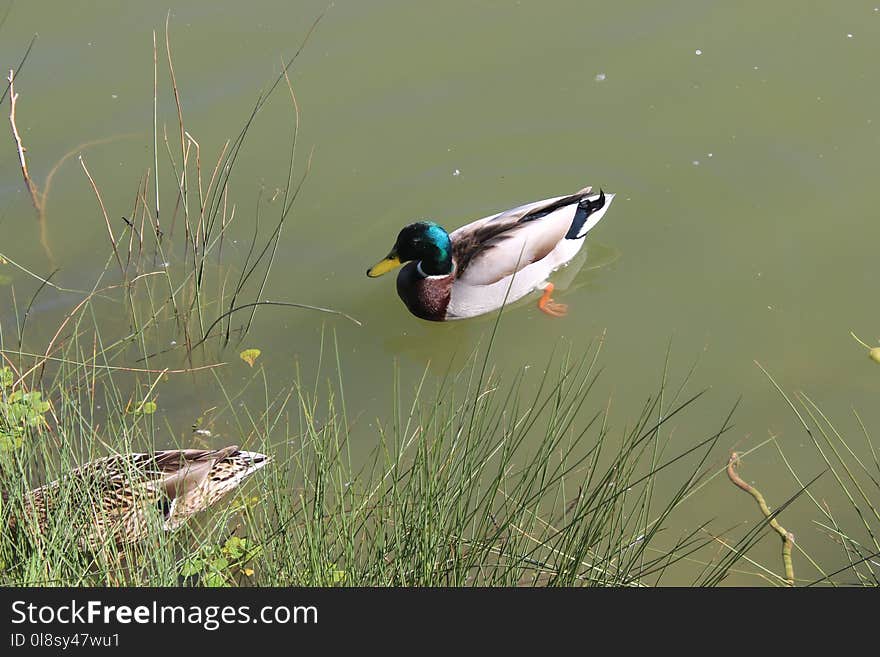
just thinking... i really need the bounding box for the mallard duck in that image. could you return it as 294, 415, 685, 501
367, 186, 614, 320
7, 446, 270, 549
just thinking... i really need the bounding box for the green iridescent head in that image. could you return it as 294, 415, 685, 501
367, 221, 453, 277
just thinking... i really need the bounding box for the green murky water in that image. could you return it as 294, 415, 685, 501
2, 1, 880, 584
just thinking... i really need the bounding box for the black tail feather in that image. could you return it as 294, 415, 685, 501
565, 189, 606, 240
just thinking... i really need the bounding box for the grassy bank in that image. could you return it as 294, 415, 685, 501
1, 21, 878, 587
0, 315, 735, 587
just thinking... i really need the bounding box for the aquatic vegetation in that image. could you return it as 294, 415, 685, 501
0, 367, 49, 451
726, 452, 795, 586
181, 535, 263, 587
752, 362, 880, 587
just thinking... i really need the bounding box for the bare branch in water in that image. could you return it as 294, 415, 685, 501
7, 68, 42, 213
5, 47, 58, 265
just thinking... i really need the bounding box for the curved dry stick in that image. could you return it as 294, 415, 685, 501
37, 133, 138, 266
727, 452, 795, 586
41, 134, 138, 211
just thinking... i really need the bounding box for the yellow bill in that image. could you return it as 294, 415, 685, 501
367, 253, 402, 277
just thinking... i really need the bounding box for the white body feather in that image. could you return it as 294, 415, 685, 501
445, 192, 614, 319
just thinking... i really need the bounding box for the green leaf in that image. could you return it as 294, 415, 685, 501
205, 570, 229, 587
180, 558, 204, 577
130, 401, 157, 416
223, 536, 245, 559
0, 433, 23, 451
211, 556, 229, 571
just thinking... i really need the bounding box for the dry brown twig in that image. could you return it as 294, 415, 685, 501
7, 68, 42, 213
7, 67, 55, 263
6, 68, 136, 267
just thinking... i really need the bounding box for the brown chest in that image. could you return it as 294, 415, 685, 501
396, 263, 453, 321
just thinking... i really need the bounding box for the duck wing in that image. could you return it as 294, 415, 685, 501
451, 188, 603, 286
153, 445, 240, 502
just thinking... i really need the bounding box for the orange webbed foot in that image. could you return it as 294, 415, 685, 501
538, 283, 568, 318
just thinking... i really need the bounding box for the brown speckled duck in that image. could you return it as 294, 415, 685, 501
367, 186, 613, 321
7, 446, 270, 549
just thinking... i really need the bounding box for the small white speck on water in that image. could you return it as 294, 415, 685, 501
111, 94, 118, 99
767, 305, 773, 310
847, 33, 854, 38
695, 49, 702, 55
692, 160, 701, 166
452, 169, 460, 176
161, 262, 170, 268
170, 340, 177, 346
707, 152, 714, 158
753, 65, 759, 70
595, 72, 606, 81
